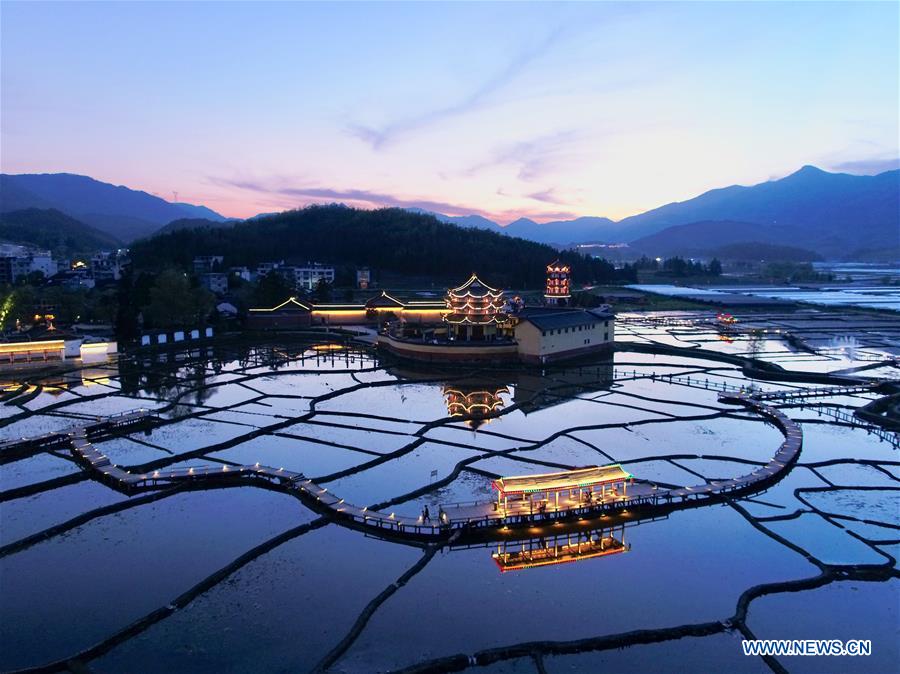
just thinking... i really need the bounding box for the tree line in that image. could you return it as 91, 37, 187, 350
129, 205, 637, 288
634, 255, 722, 277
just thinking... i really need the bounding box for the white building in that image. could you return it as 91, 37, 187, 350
29, 252, 56, 279
286, 263, 335, 291
200, 272, 228, 295
256, 261, 284, 279
513, 307, 614, 364
0, 245, 56, 283
91, 250, 129, 281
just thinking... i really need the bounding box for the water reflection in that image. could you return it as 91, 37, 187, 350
488, 524, 628, 572
513, 362, 614, 413
441, 518, 635, 572
443, 383, 510, 428
391, 359, 615, 426
115, 341, 381, 404
5, 333, 899, 672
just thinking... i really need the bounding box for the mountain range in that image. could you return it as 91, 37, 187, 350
417, 166, 899, 258
0, 173, 226, 242
0, 166, 897, 259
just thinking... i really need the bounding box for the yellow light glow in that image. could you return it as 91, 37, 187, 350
0, 340, 65, 354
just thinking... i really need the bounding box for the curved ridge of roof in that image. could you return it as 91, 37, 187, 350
449, 273, 503, 298
248, 296, 312, 312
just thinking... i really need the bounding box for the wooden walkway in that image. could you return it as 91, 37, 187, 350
0, 393, 806, 541
751, 383, 877, 402
614, 370, 880, 402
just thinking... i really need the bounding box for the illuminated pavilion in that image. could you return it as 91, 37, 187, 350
492, 464, 633, 514
444, 274, 507, 341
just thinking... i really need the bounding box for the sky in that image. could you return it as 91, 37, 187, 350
1, 1, 898, 223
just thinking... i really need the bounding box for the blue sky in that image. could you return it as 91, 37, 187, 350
2, 1, 897, 221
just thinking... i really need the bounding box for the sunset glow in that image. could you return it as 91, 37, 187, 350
2, 1, 897, 222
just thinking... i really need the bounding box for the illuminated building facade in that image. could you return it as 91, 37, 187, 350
0, 339, 66, 363
247, 293, 445, 329
444, 274, 507, 341
250, 271, 614, 364
544, 259, 571, 305
492, 464, 634, 514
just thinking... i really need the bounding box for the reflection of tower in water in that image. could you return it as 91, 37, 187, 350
443, 384, 509, 429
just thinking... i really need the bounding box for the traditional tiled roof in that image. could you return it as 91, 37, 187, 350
516, 307, 612, 331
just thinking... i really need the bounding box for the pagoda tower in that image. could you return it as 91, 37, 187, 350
444, 274, 506, 341
544, 259, 571, 305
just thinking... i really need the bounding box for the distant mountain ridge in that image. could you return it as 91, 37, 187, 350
616, 166, 900, 253
413, 166, 899, 258
408, 209, 619, 245
0, 173, 226, 242
1, 166, 896, 259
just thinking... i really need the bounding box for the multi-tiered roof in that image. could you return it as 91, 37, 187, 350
545, 259, 571, 299
444, 274, 506, 325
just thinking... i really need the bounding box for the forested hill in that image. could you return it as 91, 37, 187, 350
0, 208, 122, 255
130, 205, 634, 287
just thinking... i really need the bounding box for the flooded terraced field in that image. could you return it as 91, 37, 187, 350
1, 318, 898, 674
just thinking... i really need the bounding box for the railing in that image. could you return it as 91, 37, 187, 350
614, 368, 747, 393
438, 498, 489, 509
752, 385, 875, 401
816, 348, 897, 363
810, 406, 899, 449
4, 391, 809, 541
106, 407, 153, 419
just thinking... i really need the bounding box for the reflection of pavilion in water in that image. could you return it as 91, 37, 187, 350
491, 525, 628, 572
392, 358, 614, 425
442, 383, 510, 429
